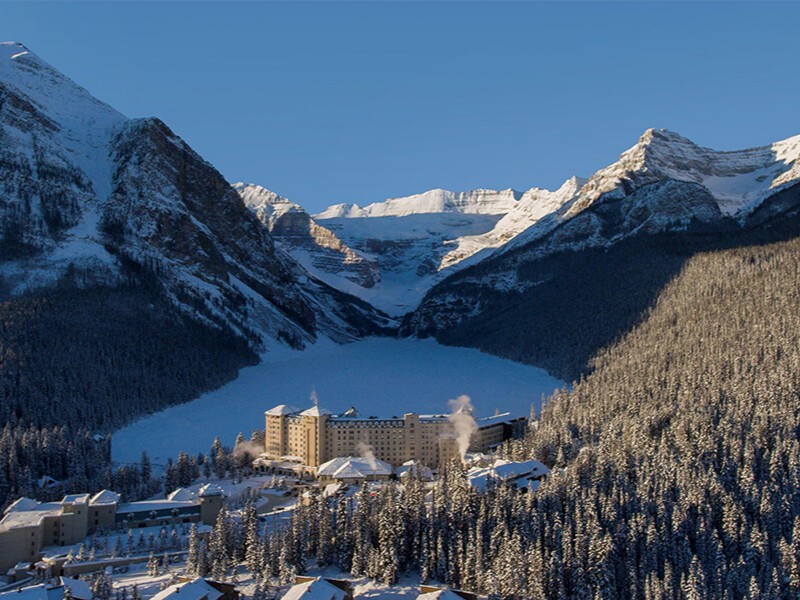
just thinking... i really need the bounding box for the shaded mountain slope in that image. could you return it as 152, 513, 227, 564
403, 130, 800, 381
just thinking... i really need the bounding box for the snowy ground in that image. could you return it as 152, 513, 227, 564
112, 337, 564, 466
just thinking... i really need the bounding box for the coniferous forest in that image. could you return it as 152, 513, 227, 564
3, 227, 800, 598
186, 233, 800, 599
0, 282, 256, 506
4, 10, 800, 598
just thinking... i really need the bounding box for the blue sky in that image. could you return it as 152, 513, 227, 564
2, 2, 798, 213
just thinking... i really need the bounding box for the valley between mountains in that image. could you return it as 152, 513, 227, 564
2, 38, 800, 492
4, 34, 800, 599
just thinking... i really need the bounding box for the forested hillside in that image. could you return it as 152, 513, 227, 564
501, 232, 800, 597
0, 280, 257, 506
188, 232, 800, 600
0, 285, 256, 431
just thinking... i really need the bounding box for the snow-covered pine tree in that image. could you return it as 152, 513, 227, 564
147, 552, 159, 577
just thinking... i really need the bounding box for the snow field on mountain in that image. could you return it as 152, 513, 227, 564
112, 337, 564, 465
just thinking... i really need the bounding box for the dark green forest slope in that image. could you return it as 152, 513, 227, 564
207, 232, 800, 600
0, 282, 257, 505
498, 233, 800, 597
0, 285, 256, 431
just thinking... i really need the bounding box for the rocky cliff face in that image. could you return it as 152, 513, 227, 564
0, 42, 389, 351
234, 183, 380, 290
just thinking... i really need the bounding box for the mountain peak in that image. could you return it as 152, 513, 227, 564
234, 182, 305, 223
637, 127, 694, 145
0, 41, 30, 59
317, 187, 521, 220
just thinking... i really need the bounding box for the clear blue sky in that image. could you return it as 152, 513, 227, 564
2, 2, 798, 213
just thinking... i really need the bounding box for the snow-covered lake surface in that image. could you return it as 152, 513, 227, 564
112, 337, 564, 466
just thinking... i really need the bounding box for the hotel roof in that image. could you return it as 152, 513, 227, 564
299, 405, 333, 417
0, 502, 62, 532
198, 483, 224, 497
89, 489, 121, 505
265, 404, 301, 416
61, 494, 89, 504
167, 488, 197, 502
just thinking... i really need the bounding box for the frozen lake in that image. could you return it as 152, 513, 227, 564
112, 337, 564, 465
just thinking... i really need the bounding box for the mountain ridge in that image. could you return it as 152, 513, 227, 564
0, 42, 389, 351
240, 128, 800, 318
4, 37, 800, 414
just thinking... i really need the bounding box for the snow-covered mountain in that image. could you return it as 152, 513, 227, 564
234, 183, 380, 290
0, 42, 388, 351
439, 176, 586, 269
573, 128, 800, 218
316, 187, 522, 219
5, 36, 800, 376
278, 128, 800, 318
402, 128, 800, 377
313, 187, 586, 315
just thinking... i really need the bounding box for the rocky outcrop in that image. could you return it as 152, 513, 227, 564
234, 183, 380, 289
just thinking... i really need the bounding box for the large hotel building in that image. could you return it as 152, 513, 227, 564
260, 403, 528, 472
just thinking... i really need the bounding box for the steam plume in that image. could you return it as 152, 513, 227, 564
356, 440, 378, 472
233, 440, 263, 460
448, 394, 478, 461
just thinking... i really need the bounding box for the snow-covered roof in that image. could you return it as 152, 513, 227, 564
322, 483, 344, 498
60, 494, 89, 504
0, 503, 62, 531
0, 584, 58, 600
167, 488, 197, 502
317, 456, 392, 479
396, 460, 434, 480
0, 578, 91, 600
198, 483, 224, 497
5, 497, 39, 513
150, 578, 223, 600
60, 577, 91, 600
37, 476, 60, 488
299, 405, 333, 417
515, 478, 541, 491
463, 453, 492, 467
417, 590, 468, 600
265, 404, 301, 416
491, 459, 549, 479
467, 459, 550, 490
475, 412, 524, 427
89, 489, 121, 505
281, 577, 346, 600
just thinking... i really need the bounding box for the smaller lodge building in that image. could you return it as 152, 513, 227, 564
0, 485, 224, 574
